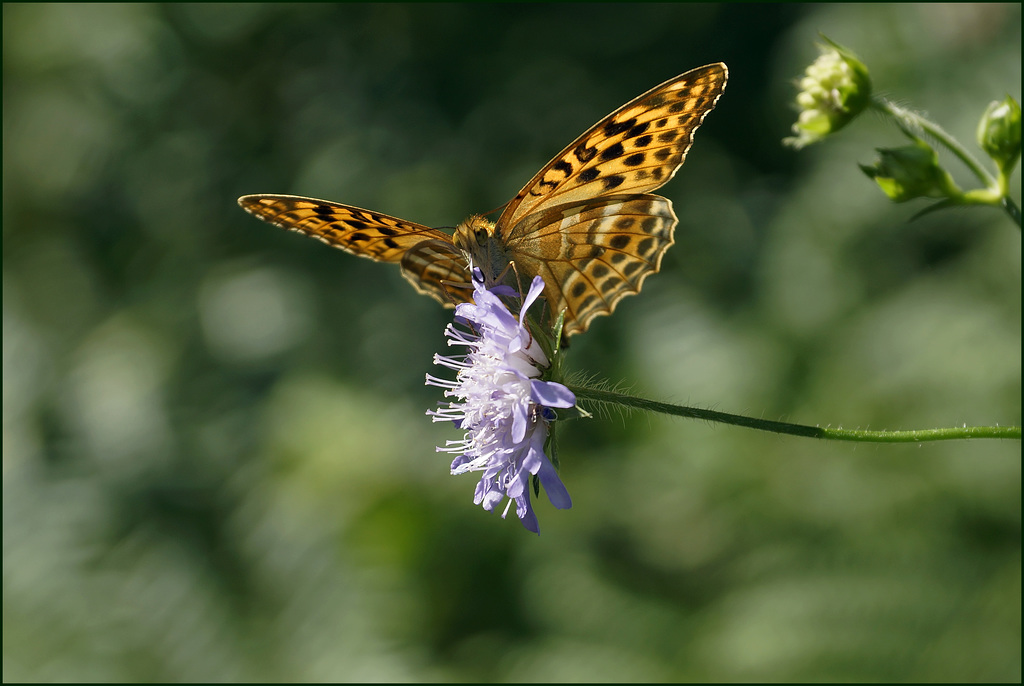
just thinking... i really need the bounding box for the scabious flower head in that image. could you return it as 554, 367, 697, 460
426, 271, 575, 534
785, 38, 872, 149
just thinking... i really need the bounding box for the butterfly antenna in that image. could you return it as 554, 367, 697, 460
482, 201, 509, 218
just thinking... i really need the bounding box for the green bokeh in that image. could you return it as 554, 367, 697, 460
3, 4, 1020, 681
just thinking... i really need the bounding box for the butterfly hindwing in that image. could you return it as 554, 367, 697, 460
400, 239, 474, 307
506, 195, 676, 337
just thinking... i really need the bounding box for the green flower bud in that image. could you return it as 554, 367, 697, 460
859, 141, 961, 203
976, 95, 1021, 175
785, 38, 872, 149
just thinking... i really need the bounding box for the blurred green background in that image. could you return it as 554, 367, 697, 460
3, 3, 1020, 681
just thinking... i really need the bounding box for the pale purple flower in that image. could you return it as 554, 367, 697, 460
426, 271, 575, 533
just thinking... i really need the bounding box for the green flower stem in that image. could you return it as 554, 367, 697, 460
871, 98, 1022, 228
567, 385, 1021, 443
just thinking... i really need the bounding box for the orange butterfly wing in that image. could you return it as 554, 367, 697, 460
238, 194, 472, 306
498, 63, 728, 335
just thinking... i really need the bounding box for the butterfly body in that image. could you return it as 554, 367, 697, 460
240, 63, 727, 337
450, 215, 511, 287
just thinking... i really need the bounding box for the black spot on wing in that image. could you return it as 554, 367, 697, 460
627, 121, 650, 138
603, 117, 637, 137
575, 143, 597, 163
641, 217, 660, 233
601, 174, 625, 191
600, 142, 625, 162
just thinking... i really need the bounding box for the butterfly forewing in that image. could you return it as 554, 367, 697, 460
499, 63, 727, 232
239, 194, 474, 307
238, 194, 453, 263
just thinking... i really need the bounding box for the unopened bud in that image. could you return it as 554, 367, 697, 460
977, 96, 1021, 175
859, 141, 960, 202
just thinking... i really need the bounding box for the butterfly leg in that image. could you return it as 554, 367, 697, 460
439, 278, 474, 305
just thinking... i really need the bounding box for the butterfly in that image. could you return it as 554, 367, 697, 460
239, 63, 727, 338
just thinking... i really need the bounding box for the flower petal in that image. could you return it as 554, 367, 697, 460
521, 275, 546, 316
511, 399, 529, 443
530, 380, 576, 408
537, 460, 572, 510
517, 498, 540, 534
